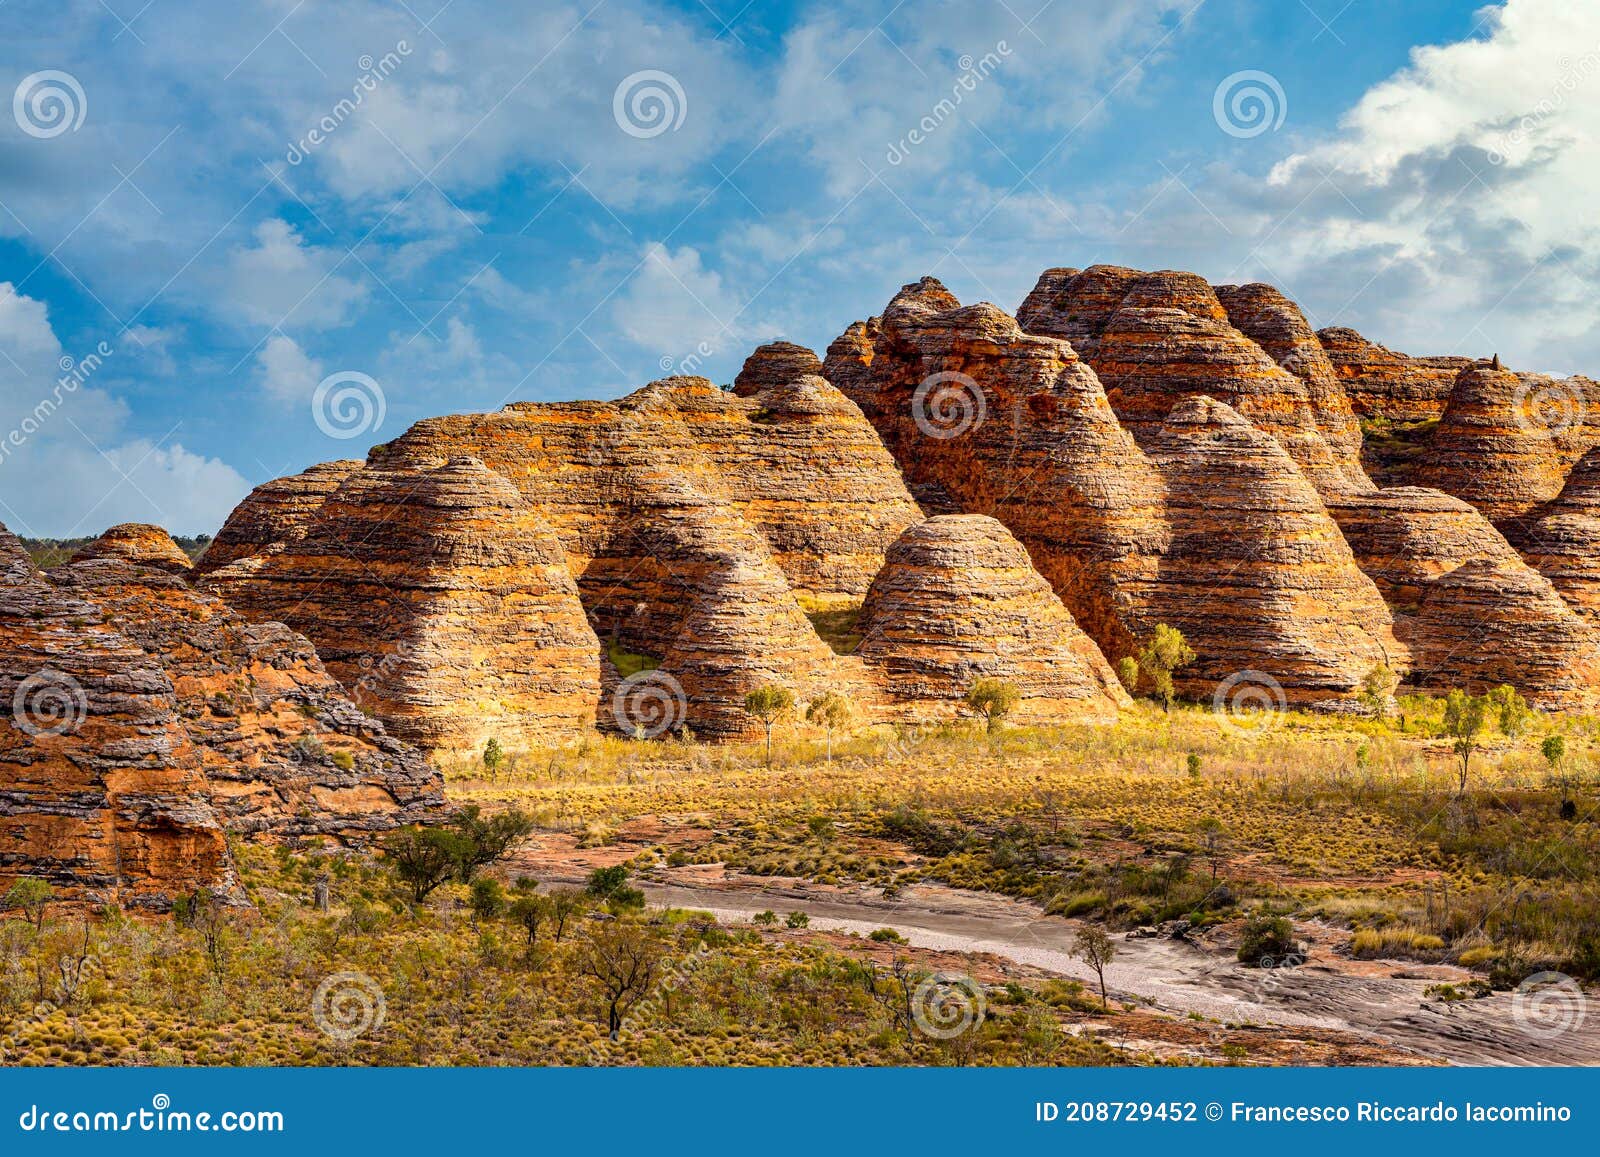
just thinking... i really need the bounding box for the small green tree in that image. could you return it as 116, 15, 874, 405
448, 805, 537, 882
1138, 625, 1196, 712
965, 677, 1021, 735
1115, 656, 1140, 696
578, 922, 666, 1040
586, 865, 630, 899
785, 911, 810, 929
1443, 689, 1489, 794
482, 737, 505, 779
383, 826, 470, 904
744, 685, 795, 767
547, 887, 587, 942
2, 878, 53, 931
806, 692, 854, 762
1071, 924, 1117, 1010
1358, 663, 1400, 720
1486, 684, 1532, 739
469, 877, 505, 922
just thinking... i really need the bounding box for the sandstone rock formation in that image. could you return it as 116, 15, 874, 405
1507, 448, 1600, 625
199, 459, 364, 571
70, 523, 194, 573
203, 456, 602, 754
732, 341, 824, 397
1, 526, 235, 908
856, 516, 1128, 722
830, 276, 1398, 708
1412, 361, 1599, 525
2, 520, 446, 905
1316, 326, 1469, 422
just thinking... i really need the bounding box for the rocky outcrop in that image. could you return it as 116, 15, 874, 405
1316, 327, 1470, 422
54, 527, 442, 838
1019, 266, 1363, 496
199, 459, 365, 570
829, 277, 1399, 708
1508, 448, 1600, 625
1146, 398, 1397, 701
732, 341, 824, 397
1412, 362, 1599, 525
203, 456, 602, 754
1, 526, 235, 908
70, 523, 194, 573
857, 516, 1128, 722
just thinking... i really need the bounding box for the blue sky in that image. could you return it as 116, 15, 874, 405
0, 0, 1594, 535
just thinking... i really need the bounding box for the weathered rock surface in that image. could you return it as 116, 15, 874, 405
1020, 266, 1362, 496
70, 523, 194, 573
1, 519, 444, 907
857, 516, 1129, 722
830, 277, 1398, 707
732, 341, 824, 397
1, 526, 235, 908
199, 459, 365, 571
55, 529, 443, 838
1412, 361, 1600, 525
203, 456, 602, 754
1507, 448, 1600, 625
1316, 326, 1470, 422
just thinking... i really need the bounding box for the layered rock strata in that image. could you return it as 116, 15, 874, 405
1316, 326, 1470, 422
856, 516, 1128, 722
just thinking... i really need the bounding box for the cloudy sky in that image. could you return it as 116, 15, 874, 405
0, 0, 1594, 535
